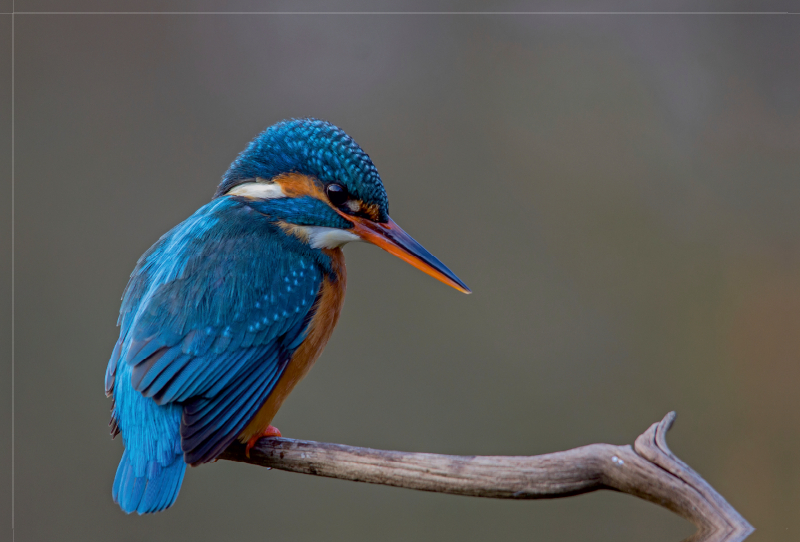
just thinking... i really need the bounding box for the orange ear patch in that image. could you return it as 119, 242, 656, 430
273, 173, 326, 200
273, 173, 381, 222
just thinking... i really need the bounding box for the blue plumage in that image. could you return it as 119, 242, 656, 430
245, 195, 353, 230
216, 118, 389, 221
113, 448, 185, 514
107, 118, 469, 514
107, 196, 330, 512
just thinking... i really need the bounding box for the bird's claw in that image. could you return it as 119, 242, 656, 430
245, 425, 282, 458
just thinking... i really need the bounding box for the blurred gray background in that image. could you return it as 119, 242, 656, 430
8, 1, 800, 541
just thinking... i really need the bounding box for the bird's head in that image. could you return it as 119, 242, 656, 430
215, 118, 470, 294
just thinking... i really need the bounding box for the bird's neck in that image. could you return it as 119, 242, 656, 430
321, 247, 346, 287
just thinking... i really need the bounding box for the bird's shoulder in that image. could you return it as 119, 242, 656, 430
104, 197, 334, 402
119, 197, 333, 333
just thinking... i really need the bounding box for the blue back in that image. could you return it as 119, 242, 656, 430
107, 197, 334, 472
107, 117, 384, 513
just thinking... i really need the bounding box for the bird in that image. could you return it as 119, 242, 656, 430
105, 118, 470, 514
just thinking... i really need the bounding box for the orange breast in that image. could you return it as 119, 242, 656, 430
239, 248, 347, 442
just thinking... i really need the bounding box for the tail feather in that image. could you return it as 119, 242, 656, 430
113, 449, 186, 514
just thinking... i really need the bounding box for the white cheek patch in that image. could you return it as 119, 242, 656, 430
298, 226, 362, 249
228, 181, 285, 199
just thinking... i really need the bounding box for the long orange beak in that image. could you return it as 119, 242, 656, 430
348, 216, 471, 294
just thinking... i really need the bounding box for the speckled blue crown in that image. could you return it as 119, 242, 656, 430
216, 118, 389, 221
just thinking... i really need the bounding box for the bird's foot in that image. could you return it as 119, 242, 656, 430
245, 425, 282, 458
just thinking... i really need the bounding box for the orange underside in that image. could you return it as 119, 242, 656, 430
238, 248, 347, 442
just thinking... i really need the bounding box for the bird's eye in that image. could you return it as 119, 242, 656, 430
326, 183, 349, 206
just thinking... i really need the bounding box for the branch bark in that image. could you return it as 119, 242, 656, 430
219, 412, 753, 542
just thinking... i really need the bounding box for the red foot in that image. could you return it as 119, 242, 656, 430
245, 425, 282, 458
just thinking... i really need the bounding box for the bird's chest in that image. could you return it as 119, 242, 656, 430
240, 248, 347, 440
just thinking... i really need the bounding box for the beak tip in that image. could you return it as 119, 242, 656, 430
353, 215, 472, 295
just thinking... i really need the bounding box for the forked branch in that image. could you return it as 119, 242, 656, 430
219, 412, 753, 542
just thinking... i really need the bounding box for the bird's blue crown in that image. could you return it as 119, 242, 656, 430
216, 118, 389, 221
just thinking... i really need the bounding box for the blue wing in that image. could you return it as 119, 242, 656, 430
107, 197, 333, 465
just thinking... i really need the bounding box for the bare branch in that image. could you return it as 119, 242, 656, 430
219, 412, 753, 542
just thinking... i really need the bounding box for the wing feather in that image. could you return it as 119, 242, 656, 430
110, 198, 332, 464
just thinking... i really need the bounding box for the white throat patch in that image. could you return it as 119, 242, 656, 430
298, 226, 361, 249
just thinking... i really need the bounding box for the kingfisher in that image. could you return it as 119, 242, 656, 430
105, 118, 470, 514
